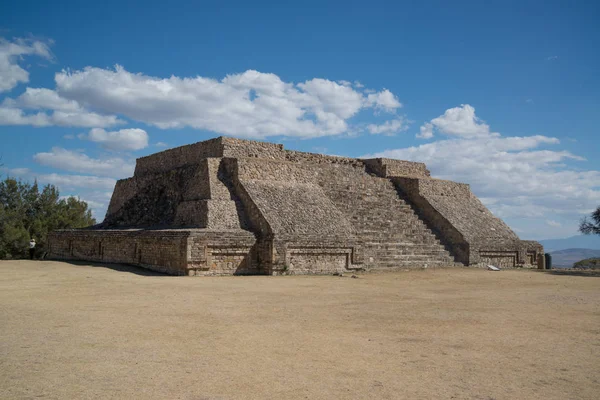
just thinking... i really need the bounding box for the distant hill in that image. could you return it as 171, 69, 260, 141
549, 248, 600, 268
539, 235, 600, 252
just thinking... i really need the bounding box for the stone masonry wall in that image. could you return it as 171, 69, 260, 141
221, 137, 285, 159
230, 157, 355, 239
49, 229, 259, 276
103, 165, 203, 227
134, 137, 224, 176
48, 230, 190, 275
186, 230, 258, 276
364, 158, 431, 178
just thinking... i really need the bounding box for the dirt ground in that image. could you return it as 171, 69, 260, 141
0, 261, 599, 400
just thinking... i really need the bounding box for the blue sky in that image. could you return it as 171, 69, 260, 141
1, 0, 598, 240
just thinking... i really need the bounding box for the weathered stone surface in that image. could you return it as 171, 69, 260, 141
48, 136, 543, 275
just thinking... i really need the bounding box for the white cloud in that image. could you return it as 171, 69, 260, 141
0, 46, 403, 137
363, 105, 600, 238
33, 147, 134, 177
367, 118, 407, 135
546, 220, 561, 227
416, 122, 434, 139
428, 104, 495, 138
366, 89, 402, 112
6, 167, 117, 191
8, 87, 80, 111
8, 167, 31, 176
1, 86, 123, 128
155, 142, 168, 148
35, 173, 116, 190
0, 37, 53, 93
59, 191, 112, 220
53, 66, 402, 138
79, 128, 149, 151
0, 105, 122, 128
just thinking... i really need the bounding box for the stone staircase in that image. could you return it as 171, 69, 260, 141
322, 172, 458, 269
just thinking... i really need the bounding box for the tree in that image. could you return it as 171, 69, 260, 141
0, 177, 96, 259
579, 206, 600, 236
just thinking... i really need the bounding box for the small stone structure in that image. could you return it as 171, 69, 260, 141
48, 137, 543, 275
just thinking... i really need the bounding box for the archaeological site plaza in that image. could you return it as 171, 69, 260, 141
48, 136, 544, 275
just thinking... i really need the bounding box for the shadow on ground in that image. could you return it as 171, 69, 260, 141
61, 260, 170, 276
542, 269, 600, 278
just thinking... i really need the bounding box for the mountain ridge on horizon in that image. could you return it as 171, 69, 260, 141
539, 235, 600, 252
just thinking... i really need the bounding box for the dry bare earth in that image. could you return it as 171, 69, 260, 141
1, 261, 599, 400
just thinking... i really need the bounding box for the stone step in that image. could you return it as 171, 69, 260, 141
324, 171, 458, 267
376, 254, 454, 262
371, 249, 450, 257
361, 234, 442, 245
358, 225, 436, 233
364, 243, 449, 253
359, 227, 438, 236
371, 260, 457, 269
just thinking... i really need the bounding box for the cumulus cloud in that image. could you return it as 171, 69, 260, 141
7, 87, 80, 111
0, 105, 122, 128
79, 128, 149, 151
364, 105, 600, 238
367, 118, 407, 135
0, 87, 123, 128
33, 147, 134, 177
59, 191, 113, 220
0, 38, 403, 138
366, 89, 402, 112
53, 66, 402, 138
416, 122, 434, 139
6, 166, 117, 191
35, 173, 116, 190
0, 37, 53, 93
417, 104, 496, 139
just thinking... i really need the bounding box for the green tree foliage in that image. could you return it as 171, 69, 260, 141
579, 206, 600, 236
573, 258, 600, 269
0, 177, 96, 259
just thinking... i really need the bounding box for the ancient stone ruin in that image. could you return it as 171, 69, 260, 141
48, 137, 543, 275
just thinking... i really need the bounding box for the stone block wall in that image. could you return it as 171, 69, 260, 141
48, 230, 190, 275
134, 137, 224, 176
49, 229, 259, 276
106, 178, 135, 217
102, 165, 202, 227
364, 158, 431, 178
221, 137, 285, 159
186, 230, 258, 275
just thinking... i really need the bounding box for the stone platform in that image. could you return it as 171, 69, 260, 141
48, 136, 543, 275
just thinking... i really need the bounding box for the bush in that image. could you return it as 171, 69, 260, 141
573, 258, 600, 270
